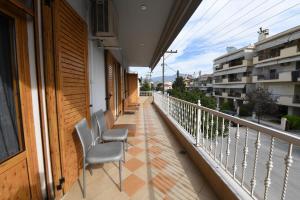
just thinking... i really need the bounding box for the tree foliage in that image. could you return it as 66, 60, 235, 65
155, 83, 163, 91
172, 76, 185, 92
246, 87, 278, 123
140, 80, 151, 91
168, 87, 216, 109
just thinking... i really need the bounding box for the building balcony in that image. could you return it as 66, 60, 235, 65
294, 95, 300, 104
222, 92, 228, 97
228, 76, 251, 84
152, 93, 300, 200
252, 71, 292, 83
63, 97, 218, 200
227, 92, 246, 99
213, 91, 222, 96
253, 45, 300, 65
214, 77, 251, 84
274, 95, 300, 107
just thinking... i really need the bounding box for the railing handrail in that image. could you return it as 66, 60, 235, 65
166, 94, 300, 146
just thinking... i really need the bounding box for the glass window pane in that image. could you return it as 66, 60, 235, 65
0, 12, 24, 163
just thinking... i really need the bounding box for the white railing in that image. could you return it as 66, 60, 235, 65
139, 91, 153, 96
153, 92, 300, 200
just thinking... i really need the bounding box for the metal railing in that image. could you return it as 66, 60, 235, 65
293, 95, 300, 104
139, 91, 153, 96
153, 92, 300, 200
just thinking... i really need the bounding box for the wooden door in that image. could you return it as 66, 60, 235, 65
105, 51, 117, 116
0, 2, 42, 199
116, 64, 122, 116
53, 0, 89, 192
127, 73, 138, 105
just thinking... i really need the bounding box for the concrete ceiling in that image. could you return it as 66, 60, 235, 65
113, 0, 174, 68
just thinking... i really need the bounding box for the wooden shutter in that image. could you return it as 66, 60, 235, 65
127, 73, 138, 105
53, 0, 89, 191
105, 51, 116, 116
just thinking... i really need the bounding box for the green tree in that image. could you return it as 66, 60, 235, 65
156, 83, 163, 91
246, 87, 278, 123
140, 80, 151, 91
172, 76, 186, 92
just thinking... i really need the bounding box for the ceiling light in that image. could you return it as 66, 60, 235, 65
140, 4, 147, 11
140, 43, 145, 47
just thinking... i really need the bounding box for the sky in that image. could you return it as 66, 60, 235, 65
130, 0, 300, 79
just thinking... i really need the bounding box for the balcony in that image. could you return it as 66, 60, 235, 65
253, 45, 300, 65
222, 92, 228, 97
252, 71, 292, 83
228, 76, 251, 84
214, 91, 222, 96
63, 97, 217, 200
293, 95, 300, 104
153, 93, 300, 200
228, 92, 242, 98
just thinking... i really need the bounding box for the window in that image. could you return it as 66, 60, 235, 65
0, 12, 24, 163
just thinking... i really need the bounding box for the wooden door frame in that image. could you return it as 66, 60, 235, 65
0, 2, 42, 199
41, 0, 90, 197
41, 1, 64, 198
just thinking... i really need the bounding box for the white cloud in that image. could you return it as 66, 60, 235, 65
134, 0, 300, 78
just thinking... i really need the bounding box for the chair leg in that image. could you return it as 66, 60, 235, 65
123, 141, 126, 162
83, 163, 86, 198
119, 160, 122, 191
126, 139, 128, 151
88, 165, 93, 176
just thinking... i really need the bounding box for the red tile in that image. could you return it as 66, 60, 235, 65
124, 158, 144, 172
128, 146, 144, 156
124, 174, 145, 197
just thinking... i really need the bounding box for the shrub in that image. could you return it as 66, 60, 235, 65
283, 115, 300, 130
239, 104, 252, 116
220, 101, 234, 112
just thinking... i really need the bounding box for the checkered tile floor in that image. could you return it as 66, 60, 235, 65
63, 97, 218, 200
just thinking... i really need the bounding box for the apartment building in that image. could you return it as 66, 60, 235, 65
212, 45, 255, 104
191, 73, 213, 95
252, 26, 300, 115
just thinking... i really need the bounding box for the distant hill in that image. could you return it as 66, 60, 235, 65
151, 73, 186, 83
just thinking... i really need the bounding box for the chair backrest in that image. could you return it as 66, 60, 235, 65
104, 110, 114, 129
94, 109, 107, 138
75, 118, 93, 157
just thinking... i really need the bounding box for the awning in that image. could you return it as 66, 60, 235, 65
255, 55, 300, 68
214, 66, 248, 76
256, 30, 300, 51
214, 51, 244, 64
213, 84, 246, 89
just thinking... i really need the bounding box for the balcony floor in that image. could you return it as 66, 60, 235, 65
63, 97, 218, 200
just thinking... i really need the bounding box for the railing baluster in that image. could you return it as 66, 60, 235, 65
264, 136, 274, 200
220, 118, 225, 166
196, 100, 201, 147
281, 143, 293, 200
189, 105, 192, 134
214, 116, 219, 160
210, 113, 214, 154
202, 110, 206, 147
250, 131, 261, 197
225, 121, 231, 171
194, 106, 197, 138
180, 102, 183, 127
206, 112, 209, 151
241, 128, 249, 187
233, 124, 240, 179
